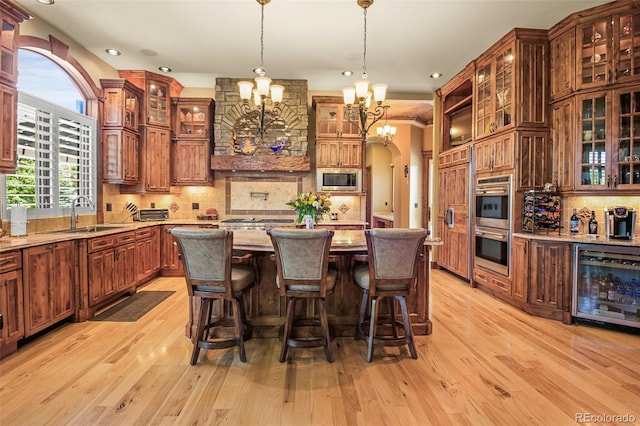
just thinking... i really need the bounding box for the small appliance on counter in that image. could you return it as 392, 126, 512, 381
605, 207, 636, 240
136, 208, 169, 221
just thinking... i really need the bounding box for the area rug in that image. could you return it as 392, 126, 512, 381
90, 291, 175, 322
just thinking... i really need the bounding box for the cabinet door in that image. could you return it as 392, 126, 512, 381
511, 237, 529, 304
23, 242, 75, 337
136, 227, 161, 284
174, 99, 212, 139
577, 17, 612, 89
115, 243, 137, 291
103, 129, 139, 184
146, 80, 169, 126
516, 131, 552, 191
161, 225, 184, 274
0, 269, 24, 348
0, 15, 18, 84
88, 249, 116, 306
316, 140, 340, 168
103, 86, 126, 127
474, 133, 514, 175
315, 103, 360, 138
529, 241, 571, 321
475, 61, 493, 139
550, 28, 576, 100
613, 89, 640, 188
144, 126, 171, 192
552, 98, 576, 192
0, 82, 17, 173
340, 140, 362, 168
576, 92, 611, 190
172, 140, 211, 185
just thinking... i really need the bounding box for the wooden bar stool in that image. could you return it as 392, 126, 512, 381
171, 228, 256, 365
267, 228, 337, 363
352, 228, 428, 362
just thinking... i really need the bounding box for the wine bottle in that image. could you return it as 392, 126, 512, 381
588, 210, 598, 235
570, 208, 579, 234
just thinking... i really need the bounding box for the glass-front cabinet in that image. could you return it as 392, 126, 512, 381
615, 89, 640, 186
146, 80, 169, 126
573, 244, 640, 329
578, 12, 640, 89
577, 92, 609, 189
474, 46, 514, 139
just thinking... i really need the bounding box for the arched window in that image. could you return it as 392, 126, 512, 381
2, 48, 97, 219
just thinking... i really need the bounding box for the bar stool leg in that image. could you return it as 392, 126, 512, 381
191, 298, 210, 365
397, 296, 417, 359
388, 297, 399, 339
318, 298, 334, 362
356, 289, 369, 340
232, 298, 247, 362
366, 297, 379, 363
279, 297, 297, 362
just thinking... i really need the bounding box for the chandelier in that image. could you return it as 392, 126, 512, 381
342, 0, 389, 143
236, 0, 286, 149
376, 108, 396, 145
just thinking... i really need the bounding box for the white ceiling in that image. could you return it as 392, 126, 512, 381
15, 0, 612, 123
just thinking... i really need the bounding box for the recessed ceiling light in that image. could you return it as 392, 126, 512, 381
36, 0, 55, 4
105, 48, 121, 56
430, 72, 443, 79
158, 66, 172, 73
342, 71, 353, 77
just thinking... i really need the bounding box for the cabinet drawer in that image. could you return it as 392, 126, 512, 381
474, 268, 511, 294
135, 227, 154, 239
117, 231, 136, 245
0, 250, 21, 273
88, 235, 116, 252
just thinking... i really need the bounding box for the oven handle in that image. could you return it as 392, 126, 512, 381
476, 186, 509, 196
475, 228, 509, 241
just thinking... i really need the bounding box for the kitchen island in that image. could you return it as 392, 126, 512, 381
186, 229, 442, 338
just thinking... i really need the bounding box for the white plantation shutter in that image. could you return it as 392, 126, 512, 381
3, 92, 96, 218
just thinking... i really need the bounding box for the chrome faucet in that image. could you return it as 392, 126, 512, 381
71, 195, 95, 229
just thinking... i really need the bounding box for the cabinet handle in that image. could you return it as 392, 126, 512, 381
0, 260, 10, 267
614, 175, 618, 187
608, 70, 612, 83
607, 174, 611, 187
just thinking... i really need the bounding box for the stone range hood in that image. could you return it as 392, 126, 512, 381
212, 78, 310, 172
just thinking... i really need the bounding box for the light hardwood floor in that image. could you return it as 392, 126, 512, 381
1, 269, 639, 425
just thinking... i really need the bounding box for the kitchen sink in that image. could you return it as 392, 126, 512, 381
43, 225, 128, 234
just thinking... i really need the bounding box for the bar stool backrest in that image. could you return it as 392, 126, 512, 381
365, 228, 428, 296
268, 228, 335, 297
171, 228, 234, 298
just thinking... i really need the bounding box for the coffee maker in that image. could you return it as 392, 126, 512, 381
605, 207, 636, 240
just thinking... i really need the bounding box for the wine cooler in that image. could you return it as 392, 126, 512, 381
573, 244, 640, 329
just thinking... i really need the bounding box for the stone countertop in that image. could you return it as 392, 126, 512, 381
513, 232, 640, 247
315, 219, 368, 226
0, 220, 442, 253
372, 212, 394, 221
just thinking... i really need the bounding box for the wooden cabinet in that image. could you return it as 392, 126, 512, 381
474, 132, 515, 175
550, 27, 576, 100
528, 240, 572, 322
160, 224, 205, 276
438, 63, 474, 151
510, 237, 529, 306
316, 139, 362, 168
474, 29, 548, 140
102, 129, 139, 184
171, 98, 214, 185
0, 251, 23, 358
101, 79, 141, 131
473, 267, 511, 297
515, 130, 552, 191
118, 70, 182, 193
0, 81, 17, 173
551, 98, 576, 191
136, 227, 161, 284
121, 125, 172, 193
372, 217, 394, 228
22, 241, 75, 337
313, 97, 361, 138
87, 232, 137, 307
436, 145, 471, 280
576, 9, 640, 90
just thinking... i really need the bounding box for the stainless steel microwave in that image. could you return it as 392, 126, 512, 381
316, 168, 362, 192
